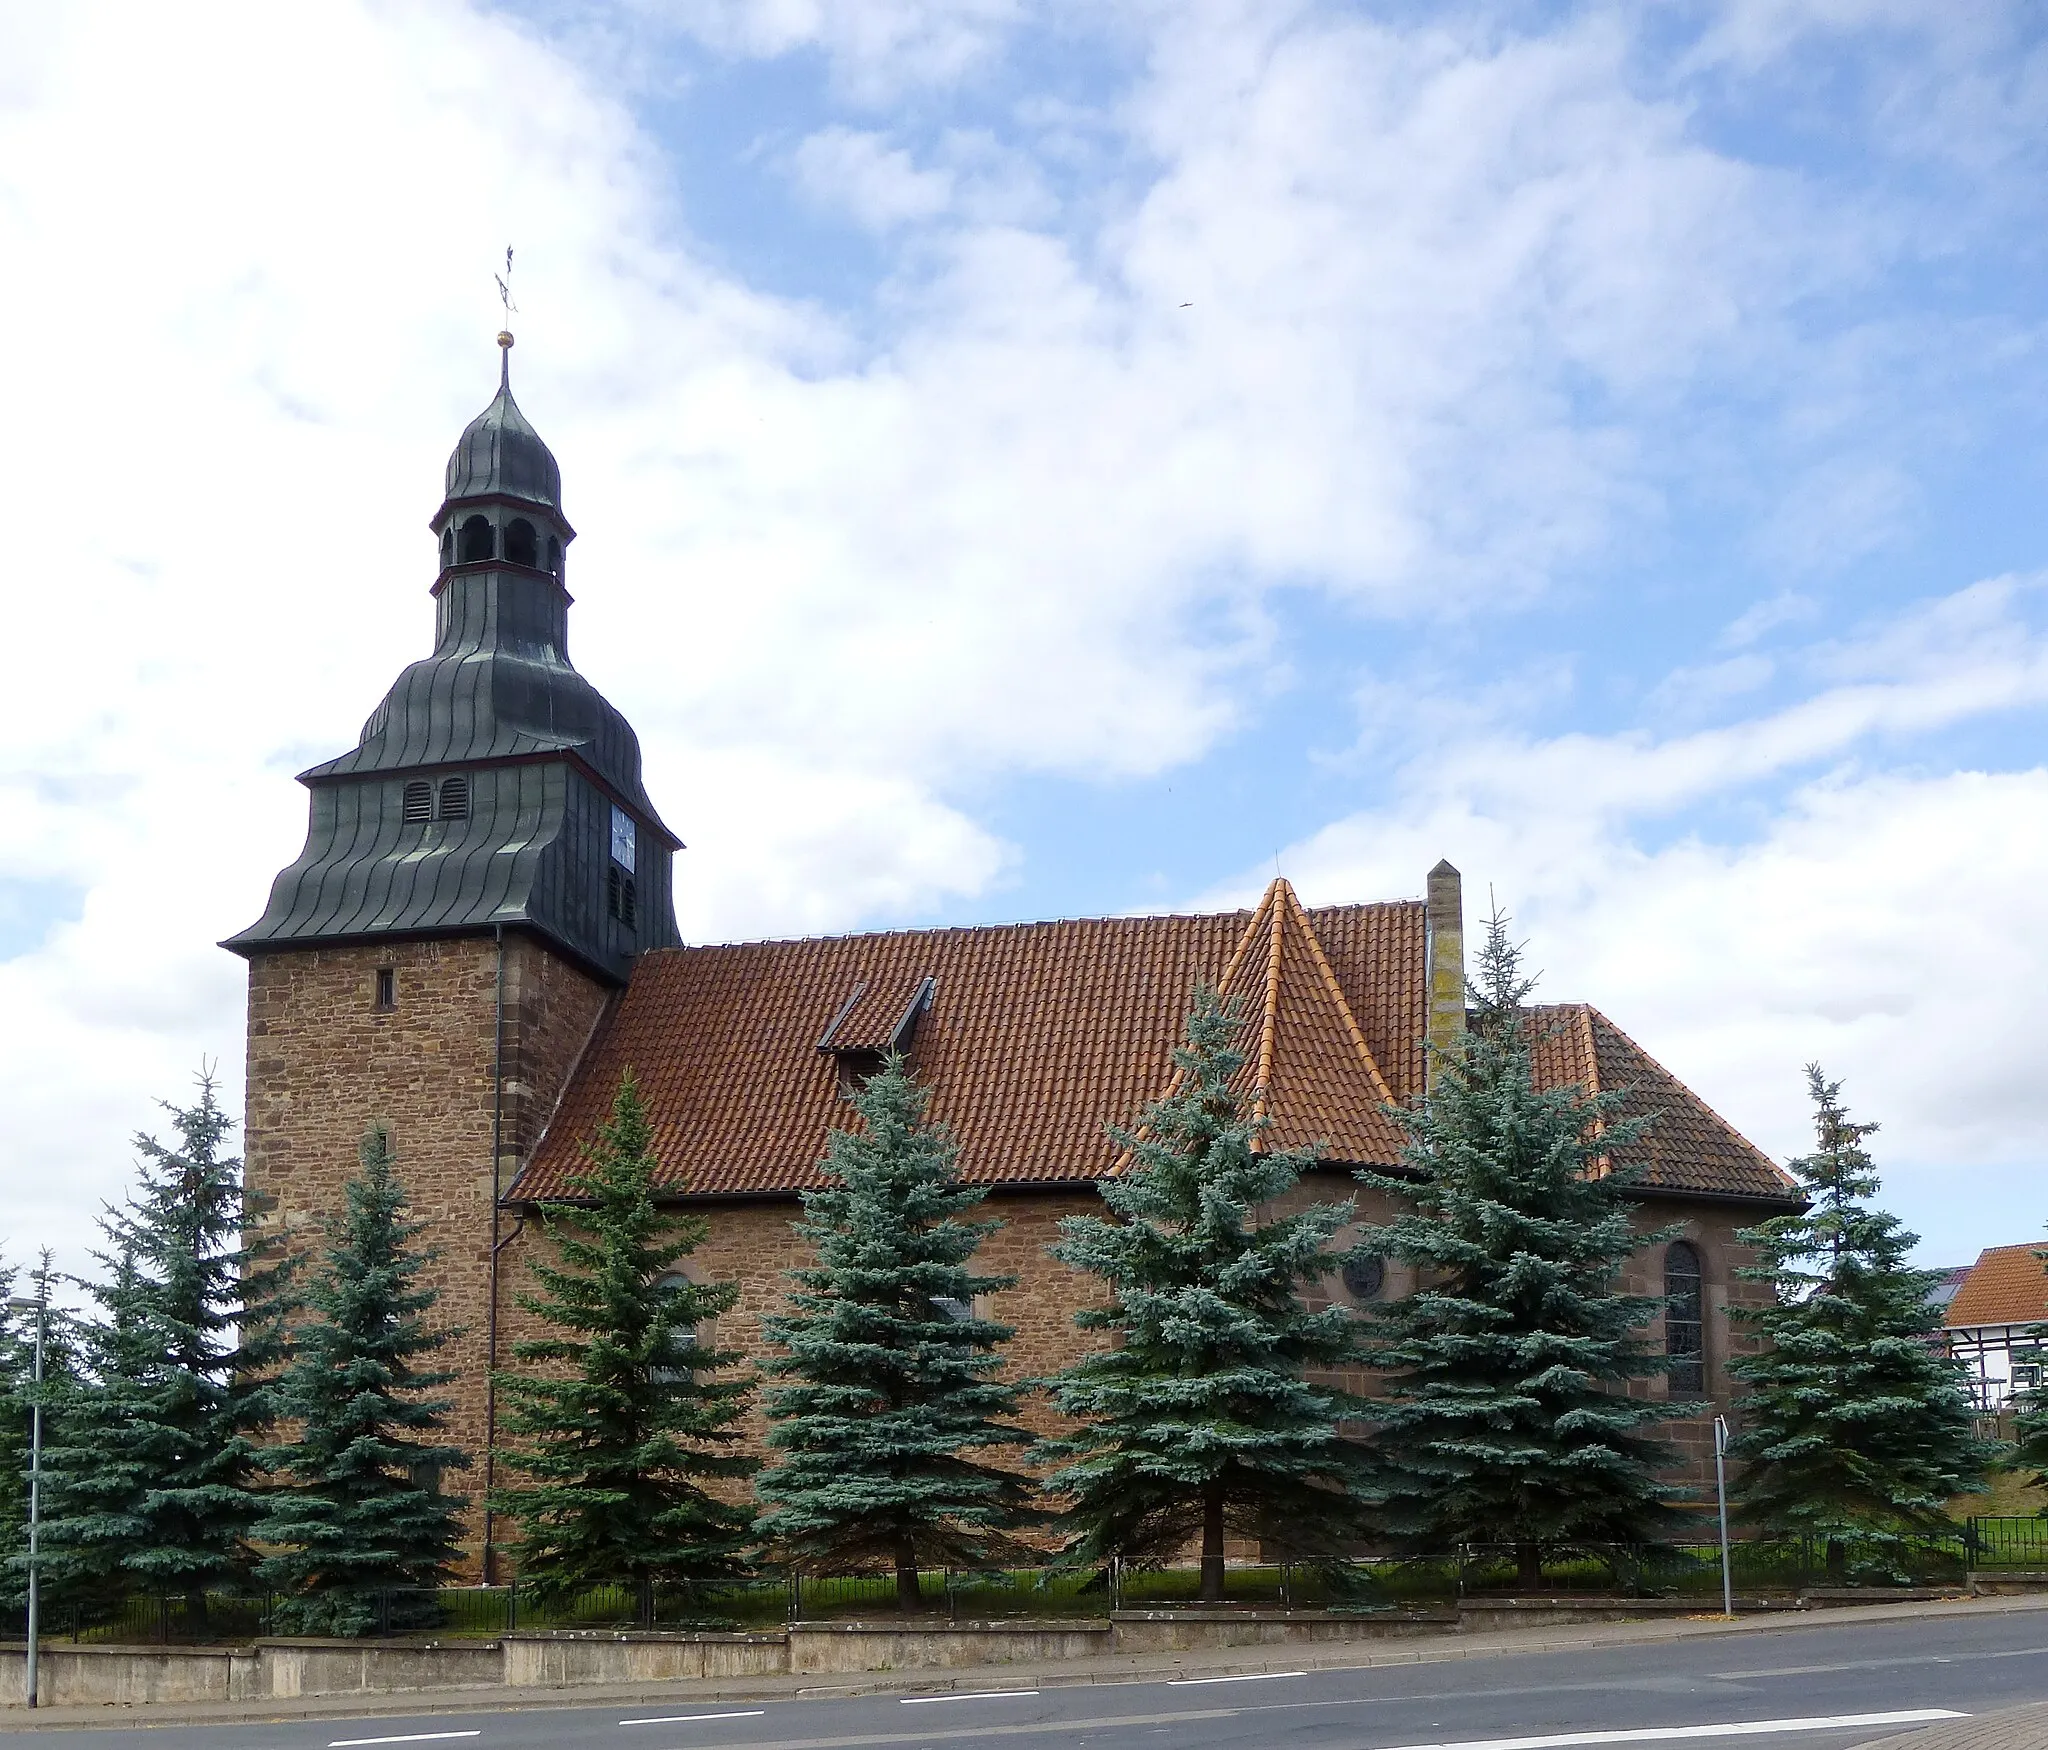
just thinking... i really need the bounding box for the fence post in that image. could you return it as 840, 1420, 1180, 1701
1110, 1555, 1122, 1613
507, 1580, 518, 1633
789, 1571, 800, 1624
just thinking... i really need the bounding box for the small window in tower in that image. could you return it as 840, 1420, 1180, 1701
458, 514, 494, 563
440, 526, 454, 567
401, 779, 432, 823
438, 775, 469, 820
547, 535, 562, 576
505, 518, 538, 568
606, 865, 638, 929
374, 967, 396, 1011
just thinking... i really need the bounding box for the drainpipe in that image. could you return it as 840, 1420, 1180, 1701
482, 924, 508, 1585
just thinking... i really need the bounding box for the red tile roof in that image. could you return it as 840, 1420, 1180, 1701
1945, 1243, 2048, 1330
512, 878, 1799, 1207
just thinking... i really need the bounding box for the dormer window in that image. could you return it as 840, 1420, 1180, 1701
835, 1048, 885, 1101
437, 775, 469, 821
401, 780, 432, 823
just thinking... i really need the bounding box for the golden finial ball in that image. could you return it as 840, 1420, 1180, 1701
497, 330, 514, 349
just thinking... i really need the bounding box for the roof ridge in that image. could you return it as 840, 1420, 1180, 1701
1578, 1003, 1797, 1195
626, 895, 1427, 957
1249, 882, 1287, 1136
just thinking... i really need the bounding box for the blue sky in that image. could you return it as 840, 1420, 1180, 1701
0, 0, 2045, 1274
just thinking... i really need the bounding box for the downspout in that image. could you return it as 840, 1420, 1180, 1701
482, 924, 508, 1585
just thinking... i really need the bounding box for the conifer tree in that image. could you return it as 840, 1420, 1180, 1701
1356, 912, 1687, 1589
2006, 1244, 2048, 1494
258, 1125, 469, 1634
491, 1071, 755, 1625
1043, 985, 1373, 1602
755, 1056, 1035, 1612
38, 1076, 293, 1627
1730, 1068, 1992, 1577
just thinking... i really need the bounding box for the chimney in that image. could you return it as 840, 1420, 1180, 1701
1424, 859, 1466, 1089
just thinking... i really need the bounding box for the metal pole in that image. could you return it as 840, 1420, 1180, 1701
7, 1292, 48, 1708
1713, 1415, 1734, 1617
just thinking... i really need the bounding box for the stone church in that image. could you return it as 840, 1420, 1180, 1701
227, 339, 1800, 1576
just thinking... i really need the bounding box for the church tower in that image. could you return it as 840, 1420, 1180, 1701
226, 336, 678, 1561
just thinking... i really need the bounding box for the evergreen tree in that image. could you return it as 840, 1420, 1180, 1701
37, 1075, 293, 1627
1730, 1068, 1992, 1577
755, 1056, 1035, 1612
491, 1071, 755, 1624
258, 1125, 469, 1635
1042, 985, 1373, 1602
1356, 911, 1688, 1589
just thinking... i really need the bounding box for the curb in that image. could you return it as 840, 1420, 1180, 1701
5, 1591, 2047, 1731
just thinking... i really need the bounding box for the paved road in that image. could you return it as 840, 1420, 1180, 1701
7, 1610, 2047, 1750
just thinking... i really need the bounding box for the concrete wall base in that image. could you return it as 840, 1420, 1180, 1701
0, 1597, 1827, 1707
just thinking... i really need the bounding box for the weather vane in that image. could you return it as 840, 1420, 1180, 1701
494, 246, 517, 376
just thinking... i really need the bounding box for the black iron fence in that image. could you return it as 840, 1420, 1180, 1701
7, 1519, 2045, 1644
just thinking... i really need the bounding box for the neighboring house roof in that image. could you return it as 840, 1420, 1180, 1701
1945, 1244, 2048, 1330
512, 876, 1799, 1206
1925, 1265, 1973, 1312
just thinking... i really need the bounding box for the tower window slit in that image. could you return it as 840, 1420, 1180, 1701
401, 779, 432, 823
374, 967, 396, 1010
437, 775, 469, 820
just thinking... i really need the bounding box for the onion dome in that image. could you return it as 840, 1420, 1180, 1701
443, 334, 562, 510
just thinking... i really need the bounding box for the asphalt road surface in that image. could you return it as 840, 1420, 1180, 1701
7, 1609, 2047, 1750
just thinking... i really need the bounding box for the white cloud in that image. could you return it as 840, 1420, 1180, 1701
786, 126, 955, 228
1252, 577, 2048, 1265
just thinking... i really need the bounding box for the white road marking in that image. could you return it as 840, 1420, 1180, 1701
1168, 1668, 1309, 1686
618, 1711, 766, 1725
899, 1690, 1042, 1704
1362, 1708, 1968, 1750
328, 1735, 484, 1748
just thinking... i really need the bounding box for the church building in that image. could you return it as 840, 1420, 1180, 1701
227, 339, 1801, 1576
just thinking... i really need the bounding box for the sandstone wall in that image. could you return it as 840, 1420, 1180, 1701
243, 932, 609, 1567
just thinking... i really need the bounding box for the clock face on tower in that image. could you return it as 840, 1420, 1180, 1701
610, 805, 637, 874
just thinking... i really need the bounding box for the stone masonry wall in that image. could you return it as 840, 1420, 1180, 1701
243, 933, 609, 1570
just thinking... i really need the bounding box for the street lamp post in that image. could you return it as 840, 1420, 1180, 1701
1712, 1414, 1734, 1618
6, 1292, 46, 1709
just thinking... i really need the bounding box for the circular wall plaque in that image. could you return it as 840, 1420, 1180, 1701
1340, 1253, 1386, 1302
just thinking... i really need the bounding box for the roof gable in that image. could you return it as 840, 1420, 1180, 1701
1945, 1243, 2048, 1330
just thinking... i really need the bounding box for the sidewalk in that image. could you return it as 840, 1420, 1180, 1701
6, 1591, 2047, 1734
1854, 1701, 2048, 1750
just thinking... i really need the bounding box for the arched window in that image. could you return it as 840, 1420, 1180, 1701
440, 526, 454, 568
505, 517, 538, 568
547, 535, 562, 577
1665, 1241, 1705, 1395
651, 1271, 702, 1382
457, 515, 494, 563
401, 779, 432, 824
437, 775, 469, 821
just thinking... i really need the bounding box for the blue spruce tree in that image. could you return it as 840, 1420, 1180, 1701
1731, 1068, 1992, 1579
755, 1056, 1034, 1613
1356, 912, 1687, 1590
1043, 985, 1372, 1602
